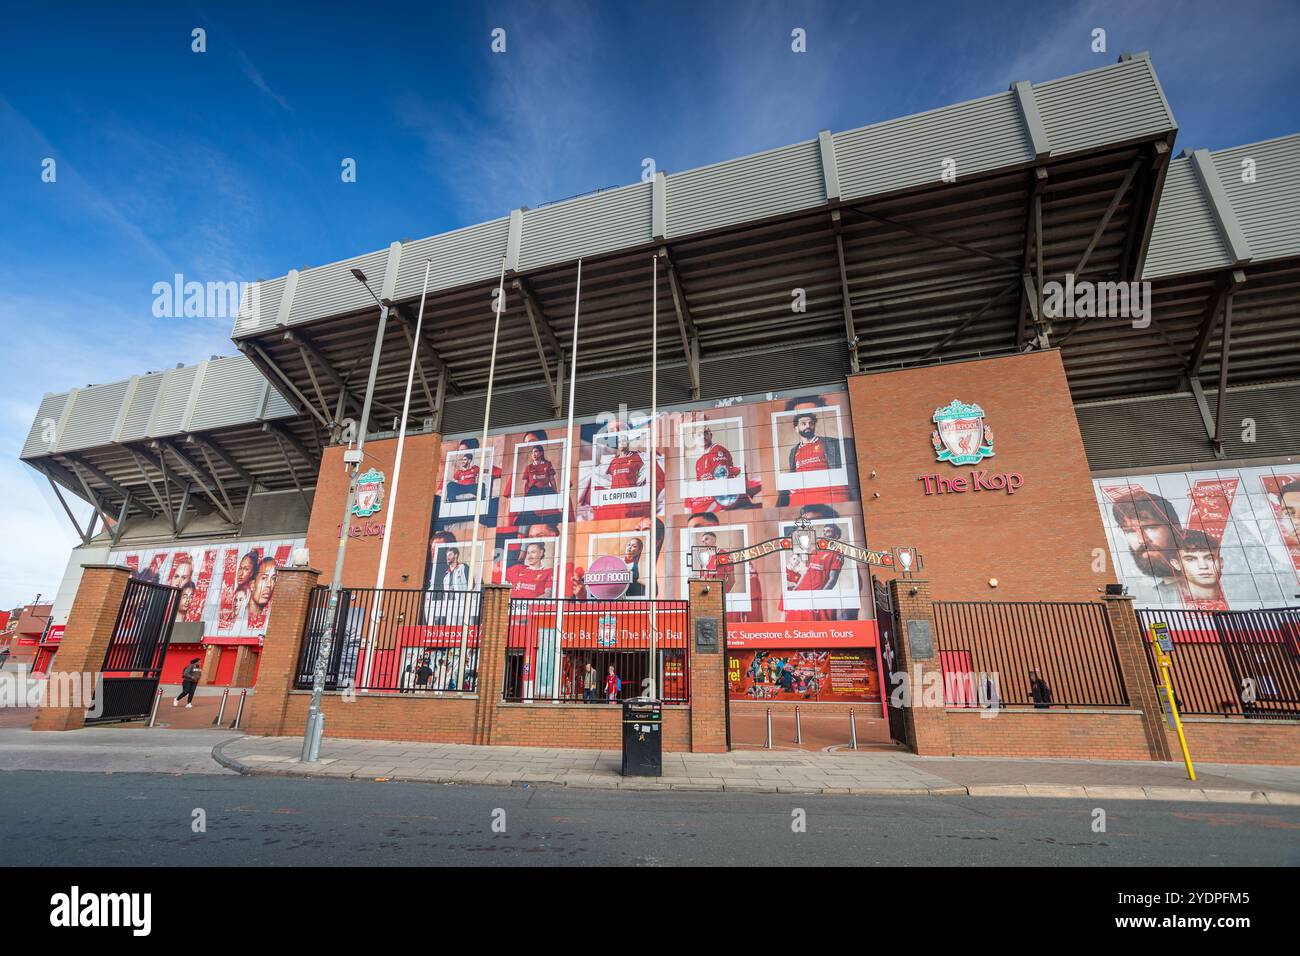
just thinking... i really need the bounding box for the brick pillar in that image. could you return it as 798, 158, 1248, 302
888, 578, 952, 756
242, 566, 320, 737
230, 645, 257, 686
471, 584, 511, 745
1103, 593, 1172, 761
33, 564, 133, 732
687, 578, 728, 753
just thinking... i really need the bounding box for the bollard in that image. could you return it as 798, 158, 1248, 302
795, 705, 802, 744
849, 708, 858, 750
212, 687, 229, 726
765, 707, 773, 750
147, 687, 163, 728
230, 689, 247, 729
307, 711, 325, 762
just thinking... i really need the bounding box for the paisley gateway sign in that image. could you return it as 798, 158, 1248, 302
715, 536, 897, 569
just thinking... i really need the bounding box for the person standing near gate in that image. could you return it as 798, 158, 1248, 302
173, 657, 202, 708
605, 665, 620, 703
1028, 669, 1053, 709
583, 661, 598, 702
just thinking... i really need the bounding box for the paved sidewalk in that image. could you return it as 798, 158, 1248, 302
215, 734, 1300, 803
0, 727, 239, 775
2, 725, 1297, 801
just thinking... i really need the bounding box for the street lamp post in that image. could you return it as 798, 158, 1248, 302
301, 267, 390, 763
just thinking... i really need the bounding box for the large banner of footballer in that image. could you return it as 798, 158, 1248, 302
1095, 466, 1300, 611
110, 535, 305, 636
424, 388, 879, 700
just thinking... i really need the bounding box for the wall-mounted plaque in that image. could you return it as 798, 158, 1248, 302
694, 618, 720, 654
906, 619, 934, 659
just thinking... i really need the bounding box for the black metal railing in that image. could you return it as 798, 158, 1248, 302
503, 598, 690, 704
1135, 607, 1300, 719
932, 601, 1128, 708
294, 586, 482, 693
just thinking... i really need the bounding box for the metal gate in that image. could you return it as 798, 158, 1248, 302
86, 578, 180, 724
873, 577, 907, 744
1136, 607, 1300, 718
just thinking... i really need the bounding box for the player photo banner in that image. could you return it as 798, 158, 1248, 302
431, 385, 871, 636
1097, 467, 1300, 612
110, 536, 305, 637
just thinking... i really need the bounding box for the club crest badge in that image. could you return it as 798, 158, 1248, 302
352, 468, 385, 517
597, 614, 618, 647
931, 400, 995, 465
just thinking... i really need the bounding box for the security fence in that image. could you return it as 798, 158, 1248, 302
932, 600, 1128, 708
294, 586, 481, 693
503, 598, 690, 703
1135, 607, 1300, 719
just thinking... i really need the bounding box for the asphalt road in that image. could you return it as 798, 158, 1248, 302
3, 770, 1297, 866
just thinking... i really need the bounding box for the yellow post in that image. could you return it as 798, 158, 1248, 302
1148, 622, 1195, 781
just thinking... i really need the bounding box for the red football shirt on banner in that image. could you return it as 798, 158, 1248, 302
507, 563, 554, 599
524, 461, 556, 493
695, 444, 739, 480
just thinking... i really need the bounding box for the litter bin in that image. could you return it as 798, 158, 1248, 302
621, 698, 663, 777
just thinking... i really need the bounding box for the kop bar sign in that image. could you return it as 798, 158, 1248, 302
931, 400, 994, 466
352, 468, 385, 518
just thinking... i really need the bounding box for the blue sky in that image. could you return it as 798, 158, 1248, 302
1, 0, 1298, 606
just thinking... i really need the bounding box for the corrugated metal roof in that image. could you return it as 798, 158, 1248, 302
1143, 133, 1300, 279
1213, 135, 1300, 266
21, 355, 295, 460
232, 55, 1177, 342
1034, 55, 1175, 155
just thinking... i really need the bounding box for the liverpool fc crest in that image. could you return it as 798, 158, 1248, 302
352, 468, 385, 517
931, 400, 995, 465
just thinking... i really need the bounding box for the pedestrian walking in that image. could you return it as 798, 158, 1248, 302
174, 657, 202, 708
605, 665, 621, 703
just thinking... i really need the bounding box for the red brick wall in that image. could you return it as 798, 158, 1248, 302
847, 350, 1109, 602
305, 432, 442, 589
945, 708, 1152, 760
278, 691, 479, 744
1166, 719, 1300, 766
32, 567, 131, 732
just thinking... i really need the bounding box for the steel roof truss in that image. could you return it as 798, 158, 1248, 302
156, 440, 235, 525
245, 342, 331, 430
65, 453, 157, 519
658, 248, 702, 399
1072, 156, 1144, 279
514, 278, 563, 416
829, 212, 861, 375
44, 470, 90, 545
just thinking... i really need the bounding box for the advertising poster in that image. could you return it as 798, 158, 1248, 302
1096, 467, 1300, 611
728, 648, 880, 702
111, 535, 305, 636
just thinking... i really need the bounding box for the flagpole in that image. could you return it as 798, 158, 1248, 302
458, 257, 507, 692
360, 261, 432, 691
552, 260, 582, 700
648, 255, 659, 699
